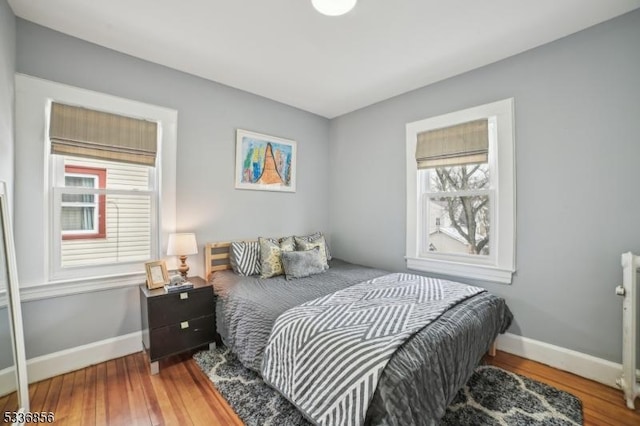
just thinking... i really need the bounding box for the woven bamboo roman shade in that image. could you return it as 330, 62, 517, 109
49, 102, 158, 166
415, 119, 488, 169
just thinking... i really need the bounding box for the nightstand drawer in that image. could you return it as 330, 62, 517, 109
147, 286, 214, 329
148, 314, 216, 361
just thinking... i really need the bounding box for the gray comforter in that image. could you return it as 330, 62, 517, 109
211, 259, 513, 425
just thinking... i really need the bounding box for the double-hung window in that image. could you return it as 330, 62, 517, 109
406, 98, 516, 283
14, 74, 177, 295
49, 102, 159, 278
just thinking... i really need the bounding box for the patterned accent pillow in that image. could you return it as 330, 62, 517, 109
259, 237, 295, 279
296, 232, 332, 260
281, 247, 326, 280
229, 241, 261, 276
278, 236, 296, 252
294, 235, 329, 270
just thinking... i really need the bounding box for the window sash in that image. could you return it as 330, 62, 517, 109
420, 188, 495, 262
419, 158, 496, 261
50, 155, 159, 277
51, 186, 158, 277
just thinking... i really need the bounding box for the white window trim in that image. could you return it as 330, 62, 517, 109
14, 74, 177, 297
406, 98, 516, 284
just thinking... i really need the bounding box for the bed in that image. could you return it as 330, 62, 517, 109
205, 241, 513, 425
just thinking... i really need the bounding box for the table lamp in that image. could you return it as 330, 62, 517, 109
167, 233, 198, 278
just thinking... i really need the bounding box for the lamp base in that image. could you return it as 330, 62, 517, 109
178, 255, 189, 279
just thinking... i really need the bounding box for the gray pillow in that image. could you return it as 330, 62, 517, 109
294, 235, 329, 270
281, 247, 326, 280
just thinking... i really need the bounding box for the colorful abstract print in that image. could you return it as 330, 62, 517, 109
240, 137, 293, 186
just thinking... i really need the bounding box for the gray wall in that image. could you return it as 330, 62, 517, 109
329, 9, 640, 363
0, 0, 16, 371
15, 19, 330, 358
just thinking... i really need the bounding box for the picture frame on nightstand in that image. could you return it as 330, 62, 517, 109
145, 260, 169, 289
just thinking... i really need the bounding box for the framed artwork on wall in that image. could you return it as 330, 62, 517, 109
235, 129, 297, 192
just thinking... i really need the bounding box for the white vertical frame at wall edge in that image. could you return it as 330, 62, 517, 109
14, 74, 177, 289
405, 98, 516, 284
0, 182, 30, 411
156, 115, 177, 263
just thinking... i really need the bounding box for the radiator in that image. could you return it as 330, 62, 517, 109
616, 252, 640, 409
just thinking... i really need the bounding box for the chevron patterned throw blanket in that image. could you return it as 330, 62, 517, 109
261, 273, 486, 426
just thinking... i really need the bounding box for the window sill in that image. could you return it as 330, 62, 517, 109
17, 273, 147, 302
62, 233, 107, 240
406, 256, 514, 284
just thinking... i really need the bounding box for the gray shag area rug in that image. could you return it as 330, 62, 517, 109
194, 347, 583, 425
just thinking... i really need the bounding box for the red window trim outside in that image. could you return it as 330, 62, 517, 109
62, 165, 107, 240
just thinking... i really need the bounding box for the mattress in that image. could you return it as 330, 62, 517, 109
211, 259, 512, 424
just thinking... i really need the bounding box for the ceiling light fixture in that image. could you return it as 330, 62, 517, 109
312, 0, 357, 16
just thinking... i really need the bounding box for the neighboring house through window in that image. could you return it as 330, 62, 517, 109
405, 98, 516, 284
62, 165, 106, 240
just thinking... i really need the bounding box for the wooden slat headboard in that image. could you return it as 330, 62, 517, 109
205, 242, 232, 280
205, 240, 257, 280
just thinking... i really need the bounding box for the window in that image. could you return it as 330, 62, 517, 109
406, 98, 516, 283
14, 74, 177, 296
425, 164, 491, 255
61, 166, 106, 240
49, 102, 159, 278
53, 157, 154, 271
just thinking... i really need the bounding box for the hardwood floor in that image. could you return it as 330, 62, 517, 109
1, 349, 638, 425
1, 351, 242, 426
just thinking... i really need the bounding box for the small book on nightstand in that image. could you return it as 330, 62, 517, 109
164, 281, 194, 293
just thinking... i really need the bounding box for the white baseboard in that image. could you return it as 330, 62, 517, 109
0, 331, 142, 396
496, 332, 628, 388
0, 330, 631, 398
0, 366, 17, 397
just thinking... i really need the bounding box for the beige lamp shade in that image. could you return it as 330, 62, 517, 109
167, 233, 198, 278
167, 233, 198, 256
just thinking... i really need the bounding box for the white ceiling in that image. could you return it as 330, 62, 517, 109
8, 0, 640, 118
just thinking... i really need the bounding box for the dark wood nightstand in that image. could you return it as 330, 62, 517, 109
139, 276, 217, 374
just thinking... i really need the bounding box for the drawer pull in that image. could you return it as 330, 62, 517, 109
180, 292, 189, 300
181, 321, 189, 329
